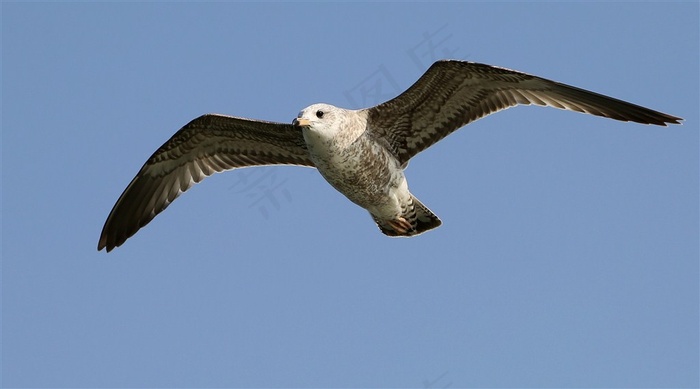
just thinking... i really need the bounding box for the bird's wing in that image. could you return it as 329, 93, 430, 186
98, 114, 314, 252
365, 60, 682, 165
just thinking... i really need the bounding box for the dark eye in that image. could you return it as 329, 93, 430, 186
316, 110, 324, 118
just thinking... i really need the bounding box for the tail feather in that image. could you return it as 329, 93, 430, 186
372, 195, 442, 237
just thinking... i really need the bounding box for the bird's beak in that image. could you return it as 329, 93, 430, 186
293, 118, 311, 127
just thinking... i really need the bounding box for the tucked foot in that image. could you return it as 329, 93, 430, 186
371, 194, 442, 237
387, 217, 412, 235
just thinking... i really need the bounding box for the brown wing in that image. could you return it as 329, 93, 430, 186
365, 60, 682, 165
98, 114, 314, 252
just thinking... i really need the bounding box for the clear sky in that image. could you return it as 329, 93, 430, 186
2, 2, 698, 388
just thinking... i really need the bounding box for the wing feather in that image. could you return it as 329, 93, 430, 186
98, 114, 314, 252
366, 60, 682, 164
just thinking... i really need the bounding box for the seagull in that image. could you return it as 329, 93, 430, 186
98, 60, 682, 252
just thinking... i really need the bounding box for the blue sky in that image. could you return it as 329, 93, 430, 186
2, 2, 698, 388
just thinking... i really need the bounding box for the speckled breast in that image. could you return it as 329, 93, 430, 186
309, 133, 404, 208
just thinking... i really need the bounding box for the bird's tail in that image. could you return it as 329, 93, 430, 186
372, 195, 442, 237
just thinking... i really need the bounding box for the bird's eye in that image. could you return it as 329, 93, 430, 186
316, 110, 324, 118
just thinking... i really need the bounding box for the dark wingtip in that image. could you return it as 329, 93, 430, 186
653, 115, 683, 127
97, 230, 118, 253
667, 116, 684, 126
97, 236, 109, 252
644, 111, 683, 126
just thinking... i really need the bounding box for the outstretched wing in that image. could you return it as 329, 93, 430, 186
365, 60, 682, 165
98, 114, 314, 252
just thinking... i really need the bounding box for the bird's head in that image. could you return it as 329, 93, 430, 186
292, 103, 345, 138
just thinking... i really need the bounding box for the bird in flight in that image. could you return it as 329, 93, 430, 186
98, 60, 682, 252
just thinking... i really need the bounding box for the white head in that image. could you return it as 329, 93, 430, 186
292, 103, 345, 138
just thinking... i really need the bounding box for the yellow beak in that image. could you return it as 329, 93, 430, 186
293, 118, 311, 127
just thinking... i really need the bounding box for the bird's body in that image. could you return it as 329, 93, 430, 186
299, 104, 440, 236
304, 110, 401, 211
98, 60, 682, 252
